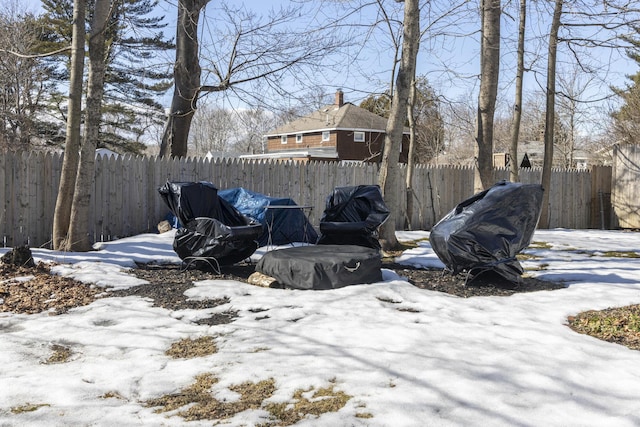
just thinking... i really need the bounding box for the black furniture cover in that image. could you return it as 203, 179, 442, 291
429, 181, 544, 283
158, 181, 262, 267
256, 244, 382, 290
218, 187, 318, 247
317, 185, 390, 249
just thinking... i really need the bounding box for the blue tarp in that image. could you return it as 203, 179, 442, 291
218, 187, 318, 247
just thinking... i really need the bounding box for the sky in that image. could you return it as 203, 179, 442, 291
1, 228, 640, 426
18, 0, 637, 136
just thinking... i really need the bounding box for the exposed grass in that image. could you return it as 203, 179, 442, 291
10, 403, 50, 414
382, 242, 418, 261
599, 251, 640, 258
517, 252, 542, 261
564, 249, 640, 258
145, 373, 220, 416
43, 344, 72, 364
523, 262, 549, 272
528, 241, 553, 250
165, 336, 217, 359
398, 239, 424, 248
100, 391, 126, 400
144, 374, 353, 425
263, 382, 351, 426
568, 304, 640, 351
356, 412, 374, 418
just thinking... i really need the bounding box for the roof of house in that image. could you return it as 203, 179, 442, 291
265, 102, 407, 137
239, 147, 339, 160
95, 148, 119, 157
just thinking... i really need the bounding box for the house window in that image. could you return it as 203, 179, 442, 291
322, 131, 330, 142
354, 131, 365, 142
296, 134, 303, 144
281, 135, 287, 144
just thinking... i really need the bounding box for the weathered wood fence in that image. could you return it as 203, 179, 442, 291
612, 144, 640, 229
0, 151, 616, 248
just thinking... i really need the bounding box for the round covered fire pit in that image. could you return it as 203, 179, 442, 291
256, 244, 382, 290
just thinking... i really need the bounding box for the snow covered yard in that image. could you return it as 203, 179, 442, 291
1, 229, 640, 426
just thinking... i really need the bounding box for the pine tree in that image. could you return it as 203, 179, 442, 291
40, 0, 174, 154
611, 27, 640, 144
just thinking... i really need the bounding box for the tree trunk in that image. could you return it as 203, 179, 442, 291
475, 0, 501, 192
405, 76, 417, 230
52, 0, 85, 250
378, 0, 419, 251
160, 0, 210, 158
66, 0, 111, 251
509, 0, 526, 183
539, 0, 563, 228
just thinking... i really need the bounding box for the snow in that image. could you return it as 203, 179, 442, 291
1, 229, 640, 426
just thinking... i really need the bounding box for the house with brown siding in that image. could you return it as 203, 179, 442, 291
243, 90, 409, 162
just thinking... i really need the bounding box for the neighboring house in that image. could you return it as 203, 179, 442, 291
242, 90, 410, 163
95, 148, 119, 158
493, 141, 551, 168
493, 140, 611, 169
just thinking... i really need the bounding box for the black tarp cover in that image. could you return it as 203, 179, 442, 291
318, 185, 390, 249
256, 244, 382, 290
218, 187, 318, 247
429, 181, 544, 283
158, 181, 262, 266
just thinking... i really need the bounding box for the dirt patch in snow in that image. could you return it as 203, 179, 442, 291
0, 256, 563, 316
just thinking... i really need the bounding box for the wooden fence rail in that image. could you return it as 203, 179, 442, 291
0, 152, 615, 248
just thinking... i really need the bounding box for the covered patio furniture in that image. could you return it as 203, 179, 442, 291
429, 181, 544, 283
158, 181, 262, 270
218, 187, 317, 247
317, 185, 390, 250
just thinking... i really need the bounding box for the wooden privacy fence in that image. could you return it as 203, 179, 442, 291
612, 144, 640, 229
0, 151, 613, 248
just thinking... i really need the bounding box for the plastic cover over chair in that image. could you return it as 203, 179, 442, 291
218, 187, 318, 247
429, 181, 544, 283
317, 185, 390, 249
158, 181, 262, 267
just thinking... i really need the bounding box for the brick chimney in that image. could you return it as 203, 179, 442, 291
335, 89, 344, 107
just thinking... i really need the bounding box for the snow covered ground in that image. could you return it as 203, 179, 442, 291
1, 229, 640, 426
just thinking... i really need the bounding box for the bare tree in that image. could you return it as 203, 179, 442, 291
439, 95, 477, 165
65, 0, 112, 251
160, 0, 208, 158
509, 0, 526, 182
539, 0, 563, 229
378, 0, 420, 251
0, 4, 55, 151
52, 0, 85, 250
556, 66, 595, 168
359, 78, 443, 163
235, 108, 277, 154
405, 75, 418, 230
160, 2, 346, 158
188, 104, 238, 156
475, 0, 501, 192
